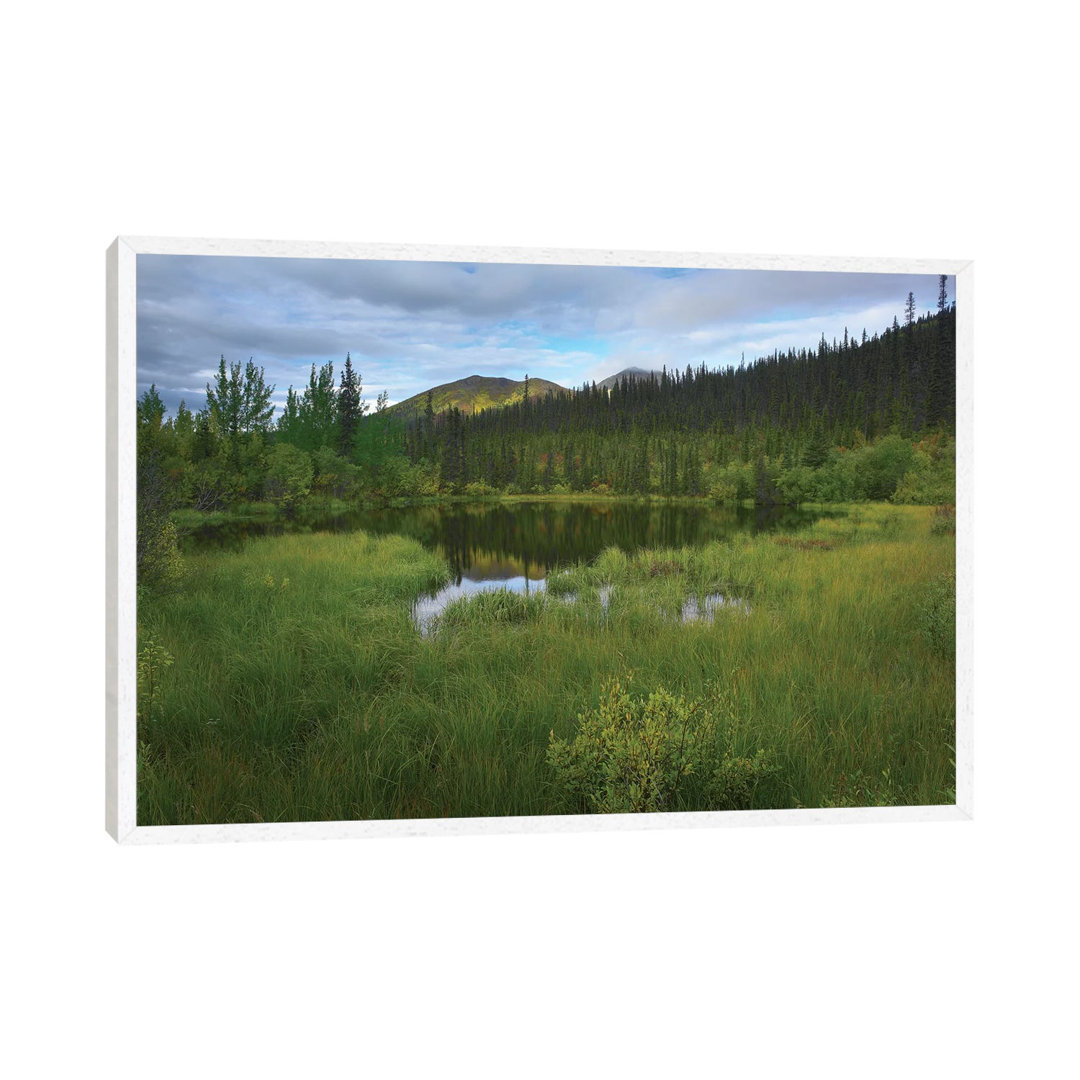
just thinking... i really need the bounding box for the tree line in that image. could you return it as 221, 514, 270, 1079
137, 281, 955, 582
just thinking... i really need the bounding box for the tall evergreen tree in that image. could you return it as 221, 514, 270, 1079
338, 353, 366, 457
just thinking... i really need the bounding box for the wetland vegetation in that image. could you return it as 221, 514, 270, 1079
137, 504, 954, 823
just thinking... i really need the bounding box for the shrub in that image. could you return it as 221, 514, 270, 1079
264, 443, 314, 513
137, 516, 185, 592
137, 637, 174, 725
547, 676, 772, 813
777, 465, 817, 507
137, 438, 186, 591
860, 435, 917, 499
709, 478, 738, 504
311, 446, 360, 499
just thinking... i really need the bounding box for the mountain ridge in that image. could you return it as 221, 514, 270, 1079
594, 367, 660, 391
388, 374, 566, 420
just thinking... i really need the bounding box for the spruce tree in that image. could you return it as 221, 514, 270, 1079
338, 353, 364, 457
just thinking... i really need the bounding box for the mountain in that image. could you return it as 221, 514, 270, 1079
594, 367, 660, 391
387, 374, 567, 421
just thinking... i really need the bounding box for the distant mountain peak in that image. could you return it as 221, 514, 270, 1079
594, 367, 660, 391
387, 374, 566, 420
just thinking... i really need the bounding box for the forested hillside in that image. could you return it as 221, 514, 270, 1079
402, 296, 955, 500
137, 283, 956, 584
388, 374, 565, 421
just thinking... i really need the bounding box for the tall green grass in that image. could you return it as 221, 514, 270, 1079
137, 504, 955, 824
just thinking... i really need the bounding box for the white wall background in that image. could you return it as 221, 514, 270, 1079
4, 2, 1075, 1077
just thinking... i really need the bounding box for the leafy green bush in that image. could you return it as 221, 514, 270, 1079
137, 637, 174, 725
777, 464, 818, 506
264, 443, 314, 513
311, 446, 360, 499
137, 516, 185, 592
709, 477, 738, 504
547, 676, 772, 813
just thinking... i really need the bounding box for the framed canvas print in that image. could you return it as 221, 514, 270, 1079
106, 238, 972, 843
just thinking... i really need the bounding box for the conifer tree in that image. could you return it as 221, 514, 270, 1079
338, 353, 366, 457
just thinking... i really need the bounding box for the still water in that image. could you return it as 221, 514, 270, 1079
187, 500, 830, 632
188, 500, 825, 575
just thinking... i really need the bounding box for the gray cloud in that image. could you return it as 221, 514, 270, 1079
137, 254, 952, 416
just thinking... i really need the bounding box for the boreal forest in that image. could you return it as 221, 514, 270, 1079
137, 279, 955, 583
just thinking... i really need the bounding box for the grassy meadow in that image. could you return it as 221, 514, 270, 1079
136, 503, 955, 824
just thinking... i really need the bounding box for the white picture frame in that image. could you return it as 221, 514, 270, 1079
106, 236, 973, 844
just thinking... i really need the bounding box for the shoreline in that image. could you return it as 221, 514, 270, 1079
171, 493, 935, 530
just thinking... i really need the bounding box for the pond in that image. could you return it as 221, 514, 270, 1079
186, 499, 832, 633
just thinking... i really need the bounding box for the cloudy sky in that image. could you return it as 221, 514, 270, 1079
137, 255, 953, 417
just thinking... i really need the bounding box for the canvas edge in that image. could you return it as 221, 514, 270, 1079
106, 240, 117, 840
954, 261, 974, 820
107, 238, 139, 843
109, 236, 972, 845
120, 235, 964, 276
123, 804, 968, 845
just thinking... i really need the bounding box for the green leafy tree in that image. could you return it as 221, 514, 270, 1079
137, 383, 166, 431
240, 358, 275, 432
276, 387, 302, 443
205, 356, 275, 462
296, 361, 338, 451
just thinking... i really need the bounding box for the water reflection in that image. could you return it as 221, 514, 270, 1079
681, 593, 750, 621
412, 575, 548, 636
411, 576, 751, 637
185, 498, 799, 636
186, 499, 835, 586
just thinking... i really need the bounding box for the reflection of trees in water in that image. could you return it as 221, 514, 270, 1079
187, 501, 836, 575
347, 502, 828, 582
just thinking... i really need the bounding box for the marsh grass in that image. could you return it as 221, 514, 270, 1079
137, 503, 956, 824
